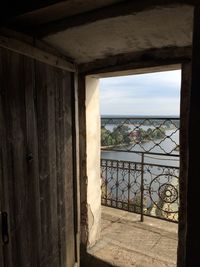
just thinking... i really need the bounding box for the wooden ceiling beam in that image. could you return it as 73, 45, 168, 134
78, 46, 192, 75
0, 33, 76, 72
0, 1, 64, 23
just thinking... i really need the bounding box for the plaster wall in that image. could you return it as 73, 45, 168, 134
85, 76, 101, 246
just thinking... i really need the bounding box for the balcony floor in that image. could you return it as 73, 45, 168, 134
87, 206, 178, 267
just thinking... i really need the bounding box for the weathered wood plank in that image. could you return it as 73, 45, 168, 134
0, 34, 76, 72
55, 68, 76, 267
62, 71, 76, 267
55, 67, 66, 266
35, 62, 56, 266
46, 64, 59, 266
0, 48, 30, 267
9, 52, 30, 267
0, 47, 13, 267
24, 56, 42, 266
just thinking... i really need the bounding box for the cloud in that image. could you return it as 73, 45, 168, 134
100, 97, 180, 116
100, 70, 181, 88
100, 70, 181, 116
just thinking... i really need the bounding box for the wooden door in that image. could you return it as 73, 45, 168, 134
0, 47, 77, 267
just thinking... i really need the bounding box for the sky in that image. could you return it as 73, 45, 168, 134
100, 70, 181, 116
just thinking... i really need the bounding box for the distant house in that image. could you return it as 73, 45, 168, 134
129, 129, 140, 142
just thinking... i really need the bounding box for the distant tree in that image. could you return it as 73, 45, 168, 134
101, 127, 114, 146
147, 128, 153, 136
152, 127, 165, 139
139, 128, 149, 141
112, 125, 131, 145
139, 127, 165, 142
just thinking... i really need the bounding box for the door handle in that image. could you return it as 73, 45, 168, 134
1, 212, 9, 245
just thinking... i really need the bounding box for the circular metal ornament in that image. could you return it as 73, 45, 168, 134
149, 173, 179, 213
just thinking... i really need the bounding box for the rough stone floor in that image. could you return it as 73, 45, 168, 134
87, 206, 178, 267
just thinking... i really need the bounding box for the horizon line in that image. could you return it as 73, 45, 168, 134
101, 114, 180, 118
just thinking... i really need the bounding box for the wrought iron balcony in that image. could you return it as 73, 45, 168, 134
101, 116, 180, 223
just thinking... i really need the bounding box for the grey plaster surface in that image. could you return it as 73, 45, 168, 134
44, 5, 193, 63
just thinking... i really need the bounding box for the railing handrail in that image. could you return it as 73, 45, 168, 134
101, 149, 180, 157
101, 156, 179, 170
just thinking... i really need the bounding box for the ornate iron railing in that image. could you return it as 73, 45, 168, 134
101, 117, 180, 223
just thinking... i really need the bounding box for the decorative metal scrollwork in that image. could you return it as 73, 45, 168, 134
101, 158, 179, 223
149, 174, 179, 213
158, 183, 178, 204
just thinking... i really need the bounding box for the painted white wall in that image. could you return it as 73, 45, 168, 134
85, 76, 101, 247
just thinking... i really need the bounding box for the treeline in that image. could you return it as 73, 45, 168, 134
101, 119, 179, 129
101, 125, 166, 147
